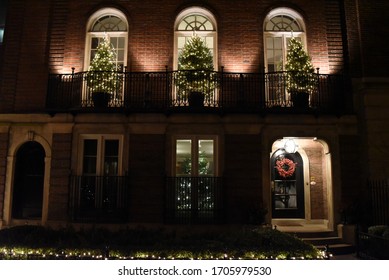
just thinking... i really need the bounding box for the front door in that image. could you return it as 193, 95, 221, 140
271, 149, 304, 218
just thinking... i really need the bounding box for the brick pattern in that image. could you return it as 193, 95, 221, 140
48, 133, 72, 221
1, 0, 354, 112
224, 134, 262, 223
306, 148, 327, 219
48, 0, 69, 73
339, 135, 362, 206
128, 134, 165, 223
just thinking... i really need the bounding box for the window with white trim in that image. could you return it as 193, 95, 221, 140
84, 9, 128, 71
175, 137, 216, 176
79, 135, 123, 176
174, 8, 217, 69
264, 9, 306, 72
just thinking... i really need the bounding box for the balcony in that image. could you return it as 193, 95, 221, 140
46, 70, 348, 115
69, 175, 130, 223
165, 176, 223, 224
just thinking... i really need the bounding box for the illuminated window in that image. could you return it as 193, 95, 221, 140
174, 7, 217, 69
175, 138, 216, 176
264, 9, 306, 72
168, 136, 220, 223
0, 26, 4, 44
84, 8, 128, 71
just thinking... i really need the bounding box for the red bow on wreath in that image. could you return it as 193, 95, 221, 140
275, 158, 296, 178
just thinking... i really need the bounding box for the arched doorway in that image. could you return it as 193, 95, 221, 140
12, 141, 45, 219
270, 137, 334, 230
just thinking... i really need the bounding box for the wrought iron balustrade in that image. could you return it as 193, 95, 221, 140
165, 176, 223, 224
69, 175, 130, 223
46, 69, 347, 114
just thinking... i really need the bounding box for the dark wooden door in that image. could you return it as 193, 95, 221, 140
271, 149, 304, 218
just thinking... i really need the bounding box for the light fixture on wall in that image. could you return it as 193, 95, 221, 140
284, 138, 297, 153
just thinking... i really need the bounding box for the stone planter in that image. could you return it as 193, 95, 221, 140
92, 92, 111, 108
188, 91, 204, 107
291, 91, 309, 109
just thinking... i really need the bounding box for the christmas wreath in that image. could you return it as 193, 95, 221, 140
275, 158, 296, 178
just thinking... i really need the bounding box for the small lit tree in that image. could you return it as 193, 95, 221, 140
176, 36, 216, 105
285, 38, 317, 107
86, 36, 120, 106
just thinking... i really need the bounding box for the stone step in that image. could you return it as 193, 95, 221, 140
302, 236, 342, 246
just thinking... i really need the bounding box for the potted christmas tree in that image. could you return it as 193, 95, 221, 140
285, 38, 316, 108
86, 36, 120, 108
176, 35, 215, 107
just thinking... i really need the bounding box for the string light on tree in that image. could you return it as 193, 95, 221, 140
86, 35, 120, 94
176, 35, 216, 102
285, 37, 316, 95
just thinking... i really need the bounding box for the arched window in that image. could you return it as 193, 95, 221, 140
264, 8, 306, 72
12, 142, 45, 219
84, 8, 128, 71
174, 7, 217, 69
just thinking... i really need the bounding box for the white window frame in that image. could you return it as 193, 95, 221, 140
263, 8, 306, 72
78, 134, 124, 176
84, 8, 128, 71
173, 136, 218, 177
174, 7, 218, 70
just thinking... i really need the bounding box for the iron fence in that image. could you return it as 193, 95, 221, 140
165, 176, 223, 224
69, 175, 130, 223
369, 179, 389, 225
46, 70, 347, 114
357, 231, 389, 259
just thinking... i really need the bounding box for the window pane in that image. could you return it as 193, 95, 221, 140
91, 37, 99, 49
118, 37, 125, 48
198, 140, 214, 175
83, 140, 97, 174
274, 37, 282, 49
104, 140, 119, 175
176, 140, 192, 175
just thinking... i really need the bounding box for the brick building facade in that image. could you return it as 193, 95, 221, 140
0, 0, 388, 231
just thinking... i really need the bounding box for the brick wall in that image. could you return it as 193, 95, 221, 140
2, 0, 351, 112
48, 133, 72, 221
306, 147, 326, 219
355, 0, 389, 77
224, 134, 262, 224
128, 134, 165, 223
0, 0, 50, 112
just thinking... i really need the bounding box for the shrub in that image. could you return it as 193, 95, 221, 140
368, 225, 389, 237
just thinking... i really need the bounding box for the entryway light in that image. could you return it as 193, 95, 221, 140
284, 139, 297, 153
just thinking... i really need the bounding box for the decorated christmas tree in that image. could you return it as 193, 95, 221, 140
176, 35, 216, 103
285, 37, 316, 95
86, 36, 119, 94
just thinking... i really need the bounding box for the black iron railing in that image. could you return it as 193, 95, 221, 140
357, 231, 389, 259
165, 176, 223, 224
369, 179, 389, 225
46, 69, 347, 114
69, 175, 130, 223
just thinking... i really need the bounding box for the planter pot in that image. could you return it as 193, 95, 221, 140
92, 92, 111, 108
291, 91, 309, 109
188, 91, 204, 107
